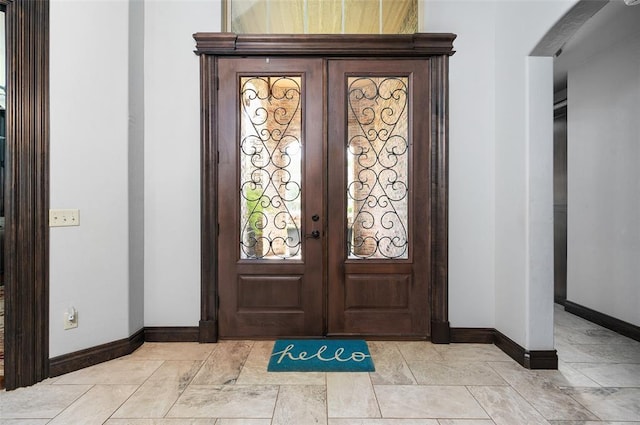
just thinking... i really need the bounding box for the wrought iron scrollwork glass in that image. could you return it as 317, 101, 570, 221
240, 76, 303, 260
347, 77, 410, 259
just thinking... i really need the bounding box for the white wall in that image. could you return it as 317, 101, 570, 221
426, 0, 576, 349
424, 1, 497, 328
50, 0, 132, 357
129, 0, 146, 334
493, 1, 575, 350
526, 56, 555, 348
567, 20, 640, 326
49, 0, 220, 356
48, 0, 583, 356
143, 0, 221, 326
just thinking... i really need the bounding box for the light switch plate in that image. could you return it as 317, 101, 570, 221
50, 209, 80, 227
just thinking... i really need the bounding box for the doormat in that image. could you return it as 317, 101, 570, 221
268, 339, 375, 372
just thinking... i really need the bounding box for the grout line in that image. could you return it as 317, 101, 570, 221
394, 340, 420, 385
367, 365, 383, 419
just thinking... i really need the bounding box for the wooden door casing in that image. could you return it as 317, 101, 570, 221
195, 33, 455, 343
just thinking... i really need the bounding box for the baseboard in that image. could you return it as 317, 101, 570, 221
564, 300, 640, 342
49, 328, 144, 377
48, 327, 200, 378
492, 329, 526, 363
450, 327, 494, 343
145, 326, 200, 342
493, 330, 557, 369
451, 327, 558, 370
525, 349, 559, 369
49, 324, 563, 378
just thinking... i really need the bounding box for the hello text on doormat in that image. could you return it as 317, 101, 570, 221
267, 339, 375, 372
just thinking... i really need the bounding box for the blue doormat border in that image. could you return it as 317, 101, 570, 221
268, 339, 375, 372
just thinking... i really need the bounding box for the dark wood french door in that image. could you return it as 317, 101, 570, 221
216, 57, 431, 339
217, 58, 325, 337
327, 60, 430, 337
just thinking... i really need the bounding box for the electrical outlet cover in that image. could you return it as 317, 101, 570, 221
64, 311, 78, 330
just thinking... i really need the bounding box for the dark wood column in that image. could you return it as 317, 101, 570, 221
199, 53, 218, 342
430, 54, 451, 343
3, 0, 50, 390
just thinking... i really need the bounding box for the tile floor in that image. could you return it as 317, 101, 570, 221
1, 304, 639, 424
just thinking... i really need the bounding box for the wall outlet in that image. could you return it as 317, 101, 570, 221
50, 209, 80, 227
64, 308, 78, 330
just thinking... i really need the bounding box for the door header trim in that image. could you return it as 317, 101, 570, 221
194, 33, 456, 57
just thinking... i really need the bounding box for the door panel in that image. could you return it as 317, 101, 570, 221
327, 60, 431, 337
217, 58, 324, 338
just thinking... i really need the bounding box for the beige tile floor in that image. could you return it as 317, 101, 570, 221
1, 304, 639, 424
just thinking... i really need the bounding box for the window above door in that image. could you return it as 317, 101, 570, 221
225, 0, 418, 34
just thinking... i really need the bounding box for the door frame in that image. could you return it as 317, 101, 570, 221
194, 33, 455, 343
2, 0, 50, 390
